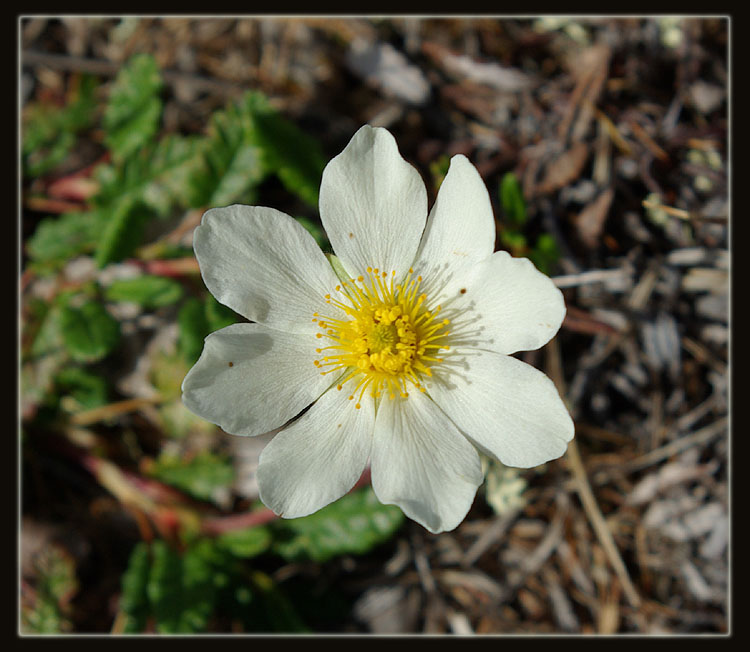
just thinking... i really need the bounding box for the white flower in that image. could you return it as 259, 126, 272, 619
182, 125, 574, 534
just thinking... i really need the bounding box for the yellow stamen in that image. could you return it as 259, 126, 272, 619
313, 267, 451, 405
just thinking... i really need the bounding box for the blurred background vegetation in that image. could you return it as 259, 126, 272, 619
20, 16, 728, 635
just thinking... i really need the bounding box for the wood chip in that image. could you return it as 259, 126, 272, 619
535, 141, 590, 195
347, 38, 430, 105
573, 187, 615, 248
446, 609, 474, 635
681, 268, 728, 293
543, 567, 580, 632
422, 40, 533, 91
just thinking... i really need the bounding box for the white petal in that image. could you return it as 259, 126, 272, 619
257, 386, 374, 518
319, 125, 427, 280
371, 390, 483, 534
193, 205, 340, 333
412, 155, 496, 297
440, 250, 566, 355
427, 350, 574, 468
181, 323, 331, 437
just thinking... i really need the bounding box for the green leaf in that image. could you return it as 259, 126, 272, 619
119, 542, 151, 634
429, 153, 451, 189
178, 297, 210, 365
105, 275, 183, 309
147, 452, 234, 502
186, 90, 325, 208
55, 366, 109, 410
248, 570, 308, 632
186, 93, 268, 208
177, 296, 239, 365
26, 210, 106, 269
499, 172, 527, 227
59, 299, 120, 363
251, 109, 326, 207
120, 538, 312, 634
94, 198, 151, 267
157, 397, 215, 439
217, 526, 272, 559
22, 74, 99, 177
528, 233, 560, 275
147, 540, 216, 633
271, 486, 405, 563
94, 134, 202, 218
28, 297, 68, 359
103, 54, 163, 161
499, 229, 527, 256
21, 545, 78, 634
205, 295, 239, 332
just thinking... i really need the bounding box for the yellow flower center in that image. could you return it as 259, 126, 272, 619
313, 267, 451, 408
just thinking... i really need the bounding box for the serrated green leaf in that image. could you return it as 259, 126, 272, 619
26, 210, 106, 268
148, 452, 234, 502
22, 74, 99, 177
146, 540, 215, 633
251, 109, 326, 207
105, 275, 183, 309
120, 538, 311, 634
217, 526, 272, 559
94, 198, 151, 268
119, 542, 151, 634
147, 538, 249, 633
55, 366, 109, 410
103, 54, 163, 161
59, 299, 120, 363
186, 90, 324, 208
500, 172, 527, 227
271, 486, 405, 563
95, 134, 202, 218
186, 93, 268, 208
23, 130, 75, 179
28, 297, 66, 359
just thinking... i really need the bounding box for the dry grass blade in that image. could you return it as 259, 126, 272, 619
546, 338, 642, 609
69, 396, 163, 426
566, 439, 642, 609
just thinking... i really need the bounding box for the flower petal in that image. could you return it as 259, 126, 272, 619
257, 387, 374, 518
371, 390, 483, 534
193, 205, 340, 333
412, 154, 496, 297
181, 322, 331, 437
319, 125, 427, 280
427, 349, 574, 468
440, 250, 566, 355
